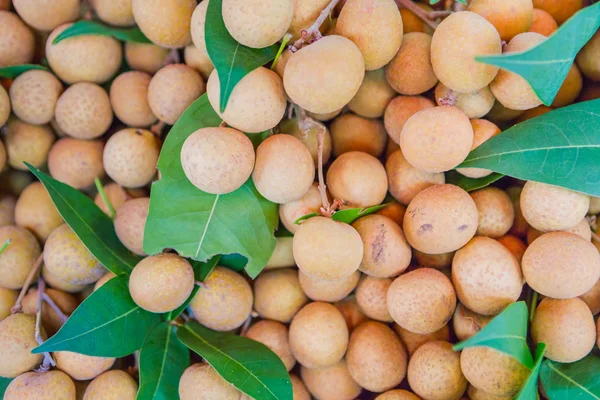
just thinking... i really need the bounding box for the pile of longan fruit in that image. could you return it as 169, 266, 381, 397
0, 0, 599, 399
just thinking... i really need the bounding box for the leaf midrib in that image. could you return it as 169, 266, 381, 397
195, 194, 220, 258
547, 362, 600, 399
465, 144, 600, 163
148, 326, 172, 400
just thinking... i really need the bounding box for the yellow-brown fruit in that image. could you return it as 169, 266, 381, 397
132, 0, 194, 48
279, 118, 333, 165
467, 385, 513, 400
14, 181, 62, 242
293, 216, 363, 280
13, 0, 78, 31
580, 279, 600, 315
184, 44, 214, 79
552, 63, 583, 107
208, 67, 286, 133
0, 225, 40, 289
577, 31, 600, 81
348, 69, 396, 118
394, 323, 450, 357
300, 360, 362, 400
431, 12, 501, 93
42, 266, 87, 293
0, 313, 44, 377
289, 302, 349, 368
523, 231, 600, 298
94, 271, 116, 291
0, 170, 34, 197
265, 237, 295, 270
22, 288, 78, 335
456, 118, 501, 179
335, 296, 368, 333
330, 113, 387, 157
289, 0, 331, 40
497, 234, 527, 263
299, 270, 360, 302
376, 201, 406, 226
114, 197, 149, 255
246, 320, 296, 371
148, 64, 205, 125
110, 71, 157, 128
403, 184, 478, 254
0, 0, 10, 10
94, 183, 129, 216
179, 363, 241, 400
0, 11, 35, 66
306, 108, 343, 122
253, 134, 314, 204
527, 218, 592, 243
5, 117, 55, 170
485, 100, 525, 124
48, 137, 104, 189
376, 390, 421, 400
529, 8, 558, 36
346, 321, 407, 392
470, 187, 515, 238
181, 127, 254, 195
83, 370, 138, 400
408, 341, 468, 400
468, 0, 533, 41
289, 374, 310, 400
388, 268, 456, 334
532, 0, 583, 25
55, 351, 115, 381
506, 186, 529, 237
4, 370, 76, 400
453, 303, 492, 341
9, 70, 63, 125
384, 95, 435, 144
355, 276, 393, 322
92, 0, 135, 26
254, 268, 308, 323
189, 267, 253, 331
0, 287, 17, 321
284, 35, 365, 114
190, 0, 209, 52
278, 183, 323, 234
124, 42, 169, 75
515, 105, 553, 123
434, 83, 495, 119
386, 32, 437, 95
0, 85, 9, 127
413, 249, 455, 269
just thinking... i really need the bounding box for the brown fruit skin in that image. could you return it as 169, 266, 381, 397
5, 117, 55, 170
0, 0, 8, 10
497, 235, 527, 263
289, 302, 349, 369
179, 363, 241, 400
42, 265, 87, 293
529, 8, 558, 36
376, 390, 421, 400
184, 44, 214, 79
110, 71, 157, 128
388, 268, 457, 334
435, 83, 495, 120
330, 113, 387, 158
0, 11, 35, 66
386, 32, 437, 95
506, 186, 530, 238
84, 370, 138, 400
114, 197, 149, 256
348, 69, 396, 118
515, 105, 553, 123
0, 313, 44, 378
347, 321, 407, 393
552, 63, 583, 108
523, 232, 600, 299
334, 296, 369, 333
253, 268, 308, 323
408, 341, 467, 400
0, 287, 17, 321
376, 201, 406, 227
431, 11, 501, 93
48, 138, 104, 189
124, 42, 169, 75
91, 0, 135, 27
279, 119, 333, 165
279, 183, 322, 234
15, 182, 62, 242
22, 288, 78, 335
577, 31, 600, 81
485, 100, 525, 124
290, 374, 310, 400
0, 225, 41, 289
413, 249, 455, 269
399, 3, 434, 34
467, 385, 513, 400
245, 320, 296, 371
0, 85, 9, 127
468, 0, 533, 41
355, 276, 393, 322
299, 269, 360, 302
5, 370, 76, 400
132, 0, 194, 48
532, 297, 596, 363
9, 70, 63, 125
384, 95, 435, 145
55, 351, 115, 381
300, 360, 362, 400
456, 118, 501, 179
532, 0, 583, 25
394, 323, 450, 357
580, 279, 600, 315
470, 187, 515, 238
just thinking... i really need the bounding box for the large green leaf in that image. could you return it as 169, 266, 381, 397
476, 3, 600, 105
27, 164, 141, 276
514, 343, 547, 400
0, 64, 48, 78
540, 354, 600, 399
143, 95, 278, 279
205, 0, 278, 112
0, 377, 12, 398
445, 171, 504, 192
177, 321, 292, 400
457, 100, 600, 197
453, 301, 534, 368
52, 20, 151, 44
33, 275, 160, 357
137, 322, 189, 400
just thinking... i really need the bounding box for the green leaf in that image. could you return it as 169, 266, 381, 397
453, 301, 534, 368
137, 322, 189, 400
177, 320, 293, 400
0, 64, 48, 78
475, 3, 600, 105
457, 100, 600, 197
540, 354, 600, 399
27, 164, 141, 276
293, 212, 319, 225
514, 343, 547, 400
332, 204, 389, 224
52, 20, 151, 44
0, 377, 12, 398
205, 0, 278, 112
445, 171, 504, 192
143, 95, 278, 279
33, 275, 160, 357
430, 0, 466, 4
0, 239, 10, 256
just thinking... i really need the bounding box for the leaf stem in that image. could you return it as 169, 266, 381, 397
270, 33, 292, 70
11, 253, 44, 315
394, 0, 440, 30
35, 277, 55, 370
42, 292, 69, 323
95, 178, 116, 219
529, 290, 539, 322
290, 0, 341, 51
0, 238, 10, 256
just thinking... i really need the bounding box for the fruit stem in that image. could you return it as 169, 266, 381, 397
35, 277, 56, 369
95, 178, 116, 219
271, 33, 292, 70
11, 253, 44, 315
42, 292, 69, 324
290, 0, 341, 52
150, 120, 166, 137
316, 125, 332, 215
0, 238, 10, 256
394, 0, 440, 29
528, 289, 539, 321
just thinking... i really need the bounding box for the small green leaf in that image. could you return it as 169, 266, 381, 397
514, 343, 547, 400
457, 100, 600, 197
137, 322, 189, 400
445, 171, 504, 192
177, 320, 293, 400
294, 212, 319, 225
205, 0, 278, 112
0, 377, 12, 398
0, 64, 48, 79
453, 301, 534, 368
33, 275, 160, 357
52, 20, 151, 44
476, 3, 600, 105
0, 239, 10, 256
540, 354, 600, 399
27, 164, 141, 276
332, 204, 389, 224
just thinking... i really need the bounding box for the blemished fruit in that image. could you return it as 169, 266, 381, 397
184, 44, 215, 79
91, 0, 135, 27
181, 127, 255, 195
529, 8, 558, 36
179, 363, 241, 400
110, 71, 157, 128
0, 287, 17, 321
394, 323, 450, 357
468, 0, 534, 41
0, 225, 41, 289
278, 182, 323, 234
299, 269, 360, 302
453, 303, 493, 341
330, 113, 387, 157
0, 11, 35, 66
55, 351, 115, 381
253, 268, 308, 323
279, 118, 333, 165
4, 117, 55, 170
434, 83, 495, 119
4, 370, 76, 400
348, 69, 396, 118
470, 187, 515, 238
9, 70, 63, 125
132, 0, 194, 48
300, 360, 362, 400
13, 0, 79, 31
355, 276, 393, 322
245, 320, 296, 371
532, 0, 583, 25
14, 181, 63, 242
48, 137, 105, 189
114, 197, 149, 256
190, 0, 209, 53
83, 370, 139, 400
0, 313, 44, 378
456, 118, 501, 179
384, 95, 435, 145
22, 288, 78, 335
376, 390, 421, 400
577, 31, 600, 81
386, 149, 445, 205
386, 32, 437, 95
124, 42, 170, 75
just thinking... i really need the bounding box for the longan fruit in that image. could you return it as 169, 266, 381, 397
413, 249, 455, 269
279, 118, 333, 165
293, 216, 363, 281
496, 234, 527, 262
403, 184, 478, 254
0, 287, 17, 321
456, 118, 501, 179
284, 35, 365, 114
306, 108, 343, 122
279, 183, 323, 234
22, 288, 78, 335
94, 271, 116, 291
289, 302, 349, 369
190, 0, 209, 52
41, 266, 87, 293
431, 11, 501, 93
288, 0, 331, 40
346, 321, 407, 392
124, 42, 170, 75
386, 32, 437, 95
13, 0, 78, 31
384, 95, 435, 145
114, 197, 149, 256
179, 363, 241, 400
94, 183, 129, 216
562, 218, 592, 241
522, 232, 600, 298
529, 8, 558, 36
376, 390, 421, 400
0, 225, 40, 289
516, 105, 553, 123
0, 313, 44, 377
14, 182, 62, 242
355, 276, 393, 322
4, 370, 76, 400
453, 303, 493, 341
468, 0, 533, 41
388, 268, 456, 334
505, 186, 529, 237
330, 113, 387, 157
4, 117, 55, 170
386, 150, 445, 206
110, 71, 157, 128
393, 323, 451, 357
467, 385, 513, 400
0, 11, 35, 66
434, 83, 495, 119
181, 127, 254, 195
552, 63, 583, 108
48, 137, 104, 189
92, 0, 135, 27
132, 0, 194, 48
0, 85, 9, 127
334, 296, 369, 333
254, 268, 308, 323
84, 370, 138, 400
485, 100, 525, 124
265, 236, 295, 270
299, 269, 360, 302
207, 67, 286, 133
148, 64, 205, 125
470, 188, 515, 238
532, 0, 583, 25
184, 44, 214, 80
577, 31, 600, 81
290, 374, 310, 400
246, 320, 296, 371
375, 201, 406, 226
253, 134, 314, 204
300, 360, 362, 400
580, 279, 600, 315
55, 351, 115, 381
348, 69, 396, 118
189, 267, 253, 331
9, 70, 63, 125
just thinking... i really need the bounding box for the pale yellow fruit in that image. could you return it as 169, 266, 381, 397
577, 31, 600, 81
300, 360, 361, 400
14, 181, 62, 242
288, 0, 331, 40
0, 287, 17, 321
278, 182, 323, 234
5, 370, 76, 400
42, 266, 87, 293
0, 313, 44, 377
179, 363, 241, 400
246, 320, 296, 371
453, 303, 492, 341
48, 138, 104, 189
55, 351, 115, 381
0, 85, 9, 127
181, 127, 254, 195
184, 44, 214, 79
386, 32, 437, 95
253, 268, 308, 323
13, 0, 78, 31
456, 118, 501, 179
434, 83, 495, 119
279, 118, 333, 166
5, 117, 55, 170
384, 95, 435, 145
22, 288, 78, 335
0, 11, 35, 66
132, 0, 194, 48
94, 183, 130, 216
552, 63, 582, 107
299, 269, 360, 302
84, 370, 138, 400
330, 113, 387, 158
306, 108, 342, 122
376, 390, 421, 400
92, 0, 135, 26
348, 69, 396, 118
190, 0, 209, 52
470, 187, 515, 238
393, 323, 450, 357
533, 0, 583, 25
124, 42, 169, 75
467, 385, 513, 400
265, 236, 295, 270
110, 71, 157, 128
468, 0, 534, 41
9, 70, 63, 125
0, 225, 41, 289
431, 11, 501, 93
114, 197, 149, 256
355, 276, 393, 322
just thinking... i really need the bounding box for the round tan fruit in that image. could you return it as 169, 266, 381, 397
92, 0, 135, 27
83, 370, 138, 400
470, 187, 515, 238
384, 95, 435, 145
132, 0, 194, 48
0, 85, 9, 127
577, 31, 600, 81
265, 237, 295, 270
299, 269, 360, 302
246, 320, 296, 371
279, 119, 332, 165
434, 83, 495, 119
580, 279, 600, 315
394, 323, 450, 357
355, 276, 393, 322
5, 117, 55, 170
0, 11, 35, 66
0, 226, 40, 289
335, 296, 369, 333
467, 385, 513, 400
0, 313, 44, 378
456, 118, 501, 179
4, 370, 75, 400
14, 182, 62, 242
532, 0, 583, 25
279, 183, 323, 234
330, 113, 387, 158
375, 390, 421, 400
0, 287, 17, 321
94, 183, 130, 216
110, 71, 157, 128
190, 0, 209, 52
184, 44, 214, 79
114, 197, 149, 256
253, 268, 308, 323
468, 0, 534, 41
529, 8, 558, 36
386, 32, 437, 95
552, 63, 583, 107
453, 303, 493, 341
13, 0, 78, 31
300, 360, 361, 400
9, 70, 63, 125
124, 42, 169, 75
42, 266, 87, 293
48, 137, 104, 189
348, 69, 396, 118
55, 351, 115, 380
179, 363, 241, 400
497, 234, 527, 262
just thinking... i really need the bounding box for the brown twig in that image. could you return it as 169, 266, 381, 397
290, 0, 341, 52
394, 0, 440, 30
11, 254, 44, 315
42, 292, 68, 324
35, 278, 55, 370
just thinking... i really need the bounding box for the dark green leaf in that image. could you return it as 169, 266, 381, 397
457, 100, 600, 197
475, 3, 600, 105
246, 131, 271, 149
0, 377, 12, 398
205, 0, 278, 112
332, 204, 389, 224
143, 95, 278, 279
514, 343, 547, 400
218, 253, 248, 272
33, 275, 160, 357
453, 301, 534, 368
52, 20, 151, 44
0, 64, 48, 78
137, 322, 189, 400
27, 164, 141, 276
293, 212, 319, 225
540, 354, 600, 400
445, 171, 504, 192
177, 321, 292, 400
